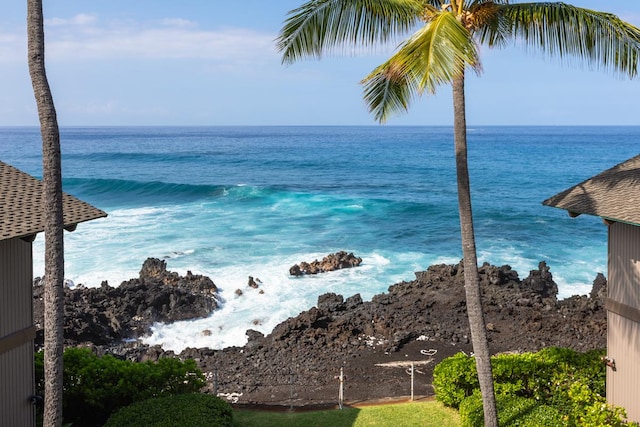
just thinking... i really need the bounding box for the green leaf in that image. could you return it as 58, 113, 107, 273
362, 11, 478, 122
277, 0, 423, 63
483, 3, 640, 77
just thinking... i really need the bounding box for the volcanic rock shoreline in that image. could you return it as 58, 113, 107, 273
33, 258, 607, 407
33, 258, 220, 347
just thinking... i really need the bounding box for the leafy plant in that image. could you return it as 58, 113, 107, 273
460, 394, 563, 427
434, 347, 631, 426
565, 381, 629, 427
104, 393, 232, 427
35, 348, 205, 426
432, 352, 478, 408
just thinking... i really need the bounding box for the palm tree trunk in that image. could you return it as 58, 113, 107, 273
27, 1, 65, 426
452, 73, 498, 426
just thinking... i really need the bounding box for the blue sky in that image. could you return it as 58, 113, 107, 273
2, 1, 640, 126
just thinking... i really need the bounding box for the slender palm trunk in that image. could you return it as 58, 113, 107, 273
452, 73, 498, 426
27, 1, 65, 426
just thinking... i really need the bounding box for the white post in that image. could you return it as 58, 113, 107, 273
411, 362, 414, 401
338, 367, 344, 409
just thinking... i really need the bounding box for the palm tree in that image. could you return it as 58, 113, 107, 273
27, 0, 65, 425
277, 1, 640, 425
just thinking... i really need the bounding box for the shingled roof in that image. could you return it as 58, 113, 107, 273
0, 161, 107, 241
543, 154, 640, 226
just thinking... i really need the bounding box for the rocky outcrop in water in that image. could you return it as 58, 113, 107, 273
289, 251, 363, 276
33, 258, 219, 349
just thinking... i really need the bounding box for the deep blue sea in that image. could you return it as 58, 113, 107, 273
2, 126, 638, 351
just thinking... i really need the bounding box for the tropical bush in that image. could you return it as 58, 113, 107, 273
565, 380, 629, 427
433, 347, 632, 426
104, 393, 232, 427
35, 347, 205, 426
459, 394, 563, 427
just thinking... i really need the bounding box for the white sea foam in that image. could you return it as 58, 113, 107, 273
554, 277, 593, 299
140, 251, 435, 352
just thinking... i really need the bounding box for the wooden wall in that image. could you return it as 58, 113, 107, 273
607, 222, 640, 423
0, 237, 35, 427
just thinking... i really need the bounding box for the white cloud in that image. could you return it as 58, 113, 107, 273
49, 26, 277, 61
45, 13, 98, 27
0, 14, 278, 65
58, 17, 277, 62
160, 18, 197, 29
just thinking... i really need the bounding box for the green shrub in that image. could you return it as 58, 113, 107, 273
523, 347, 606, 411
433, 347, 606, 409
460, 394, 563, 427
434, 347, 631, 426
565, 380, 629, 427
35, 348, 206, 426
432, 352, 478, 408
104, 393, 232, 427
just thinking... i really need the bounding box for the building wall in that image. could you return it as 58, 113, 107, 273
607, 222, 640, 422
0, 238, 35, 427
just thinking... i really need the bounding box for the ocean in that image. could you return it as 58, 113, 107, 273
2, 126, 637, 352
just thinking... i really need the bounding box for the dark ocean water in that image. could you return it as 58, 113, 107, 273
1, 125, 637, 350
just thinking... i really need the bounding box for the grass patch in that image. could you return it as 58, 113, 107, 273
233, 400, 460, 427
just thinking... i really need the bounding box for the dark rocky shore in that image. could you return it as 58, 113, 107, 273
33, 256, 606, 408
33, 258, 220, 346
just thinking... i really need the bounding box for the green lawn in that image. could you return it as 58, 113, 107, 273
233, 400, 460, 427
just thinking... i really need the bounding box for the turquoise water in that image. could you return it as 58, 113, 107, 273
1, 126, 637, 350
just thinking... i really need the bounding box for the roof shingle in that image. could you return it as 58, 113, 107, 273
0, 161, 107, 241
543, 154, 640, 226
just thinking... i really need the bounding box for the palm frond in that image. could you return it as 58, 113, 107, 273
361, 59, 420, 122
361, 11, 479, 122
277, 0, 423, 64
470, 2, 511, 48
406, 12, 479, 93
495, 3, 640, 77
